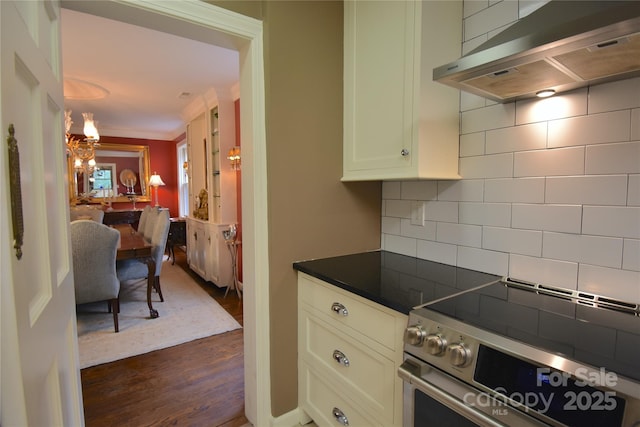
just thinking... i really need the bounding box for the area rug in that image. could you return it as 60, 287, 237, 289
76, 259, 242, 369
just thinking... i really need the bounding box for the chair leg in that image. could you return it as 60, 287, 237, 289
154, 276, 164, 302
108, 297, 121, 314
110, 298, 119, 333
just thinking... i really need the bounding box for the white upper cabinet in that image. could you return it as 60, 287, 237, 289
343, 1, 462, 181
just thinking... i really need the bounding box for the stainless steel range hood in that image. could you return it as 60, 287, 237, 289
433, 1, 640, 103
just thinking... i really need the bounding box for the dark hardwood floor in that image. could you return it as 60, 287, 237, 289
81, 248, 249, 427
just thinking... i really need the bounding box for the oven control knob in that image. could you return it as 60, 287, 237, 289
405, 325, 426, 346
425, 334, 447, 355
448, 343, 471, 367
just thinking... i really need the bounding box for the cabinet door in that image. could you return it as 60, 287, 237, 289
343, 1, 417, 179
208, 223, 233, 287
187, 221, 207, 279
188, 113, 208, 203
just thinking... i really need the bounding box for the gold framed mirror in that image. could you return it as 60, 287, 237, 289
68, 143, 151, 204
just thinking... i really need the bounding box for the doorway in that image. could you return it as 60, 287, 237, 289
60, 1, 269, 424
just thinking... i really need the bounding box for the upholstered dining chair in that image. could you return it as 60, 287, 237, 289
141, 206, 161, 242
117, 209, 170, 302
71, 220, 121, 332
70, 206, 105, 223
137, 205, 152, 234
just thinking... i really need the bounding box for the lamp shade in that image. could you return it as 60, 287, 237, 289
82, 112, 99, 141
149, 173, 165, 187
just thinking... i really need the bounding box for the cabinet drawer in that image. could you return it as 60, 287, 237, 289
300, 311, 395, 421
300, 362, 383, 427
299, 274, 396, 350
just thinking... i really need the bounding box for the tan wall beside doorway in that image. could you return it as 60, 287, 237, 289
211, 0, 381, 418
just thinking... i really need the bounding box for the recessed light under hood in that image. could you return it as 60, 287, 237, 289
433, 1, 640, 103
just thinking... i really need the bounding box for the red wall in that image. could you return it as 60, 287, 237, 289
81, 102, 238, 229
97, 135, 180, 217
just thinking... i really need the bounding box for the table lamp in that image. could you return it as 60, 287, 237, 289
149, 172, 165, 207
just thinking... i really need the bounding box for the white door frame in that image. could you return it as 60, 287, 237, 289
60, 1, 271, 425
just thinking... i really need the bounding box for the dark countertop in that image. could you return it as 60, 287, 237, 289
293, 250, 502, 315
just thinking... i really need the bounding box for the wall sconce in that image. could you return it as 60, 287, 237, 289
227, 146, 241, 170
149, 172, 165, 207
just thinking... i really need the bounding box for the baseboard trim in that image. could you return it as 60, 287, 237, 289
271, 407, 313, 427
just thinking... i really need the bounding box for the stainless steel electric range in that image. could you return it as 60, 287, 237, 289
399, 277, 640, 427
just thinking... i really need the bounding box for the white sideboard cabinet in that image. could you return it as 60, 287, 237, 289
186, 218, 233, 287
185, 91, 238, 288
343, 0, 462, 181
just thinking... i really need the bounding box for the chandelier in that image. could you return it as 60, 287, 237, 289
65, 110, 100, 173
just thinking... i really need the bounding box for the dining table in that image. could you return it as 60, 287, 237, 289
113, 224, 159, 318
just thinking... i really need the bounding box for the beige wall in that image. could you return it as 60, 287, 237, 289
212, 0, 381, 417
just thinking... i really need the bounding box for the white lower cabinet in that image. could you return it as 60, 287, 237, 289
186, 218, 232, 287
298, 273, 407, 427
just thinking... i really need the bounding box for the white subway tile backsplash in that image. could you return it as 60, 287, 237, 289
460, 132, 485, 157
483, 227, 542, 257
382, 181, 401, 199
425, 201, 458, 222
383, 234, 416, 258
463, 0, 488, 19
512, 204, 582, 233
486, 122, 547, 154
578, 264, 640, 303
545, 175, 628, 206
548, 111, 630, 148
400, 180, 438, 200
514, 146, 584, 177
464, 0, 517, 41
516, 88, 588, 125
484, 178, 545, 203
458, 246, 509, 276
542, 232, 623, 269
379, 2, 640, 304
437, 179, 485, 202
582, 206, 640, 238
381, 216, 401, 235
460, 89, 488, 111
417, 239, 457, 265
436, 222, 482, 247
632, 108, 640, 140
629, 175, 640, 206
509, 254, 578, 290
460, 202, 511, 227
586, 141, 640, 175
623, 239, 640, 271
589, 77, 640, 113
460, 153, 514, 178
461, 103, 515, 134
384, 199, 412, 218
400, 218, 436, 240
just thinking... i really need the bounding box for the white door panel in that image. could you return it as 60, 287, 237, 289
1, 1, 84, 425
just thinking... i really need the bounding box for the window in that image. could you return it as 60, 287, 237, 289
177, 141, 189, 217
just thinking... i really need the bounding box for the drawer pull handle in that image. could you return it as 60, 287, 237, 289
332, 350, 350, 367
331, 302, 348, 316
332, 407, 349, 426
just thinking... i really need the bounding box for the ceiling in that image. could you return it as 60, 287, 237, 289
61, 8, 240, 141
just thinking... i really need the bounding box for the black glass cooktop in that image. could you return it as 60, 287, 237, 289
293, 250, 501, 314
422, 281, 640, 383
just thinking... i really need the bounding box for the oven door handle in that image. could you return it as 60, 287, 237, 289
399, 362, 507, 427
